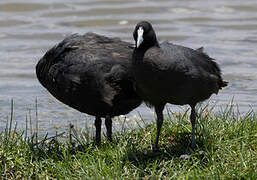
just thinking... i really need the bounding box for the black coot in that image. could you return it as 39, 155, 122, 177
36, 33, 142, 143
132, 21, 228, 151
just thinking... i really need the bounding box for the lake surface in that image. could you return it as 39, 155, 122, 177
0, 0, 256, 136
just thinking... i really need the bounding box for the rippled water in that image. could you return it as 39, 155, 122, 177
0, 0, 256, 135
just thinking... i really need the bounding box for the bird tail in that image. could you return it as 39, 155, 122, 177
219, 80, 228, 89
196, 47, 228, 90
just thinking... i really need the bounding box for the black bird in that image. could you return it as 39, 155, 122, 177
36, 32, 142, 143
132, 21, 228, 151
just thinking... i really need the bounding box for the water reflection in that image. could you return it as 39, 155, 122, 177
0, 0, 256, 135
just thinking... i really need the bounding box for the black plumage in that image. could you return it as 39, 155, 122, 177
36, 32, 142, 143
132, 21, 228, 151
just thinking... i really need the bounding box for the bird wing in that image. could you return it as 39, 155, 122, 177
49, 62, 116, 107
144, 42, 227, 89
144, 42, 221, 77
37, 32, 134, 107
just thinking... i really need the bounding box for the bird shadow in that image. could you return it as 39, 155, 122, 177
123, 132, 206, 167
29, 139, 101, 161
28, 129, 208, 165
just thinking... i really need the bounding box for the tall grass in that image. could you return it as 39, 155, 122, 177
0, 104, 256, 179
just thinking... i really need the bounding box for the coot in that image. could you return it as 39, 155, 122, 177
36, 33, 142, 143
132, 21, 227, 151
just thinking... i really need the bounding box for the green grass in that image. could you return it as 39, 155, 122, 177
0, 105, 256, 179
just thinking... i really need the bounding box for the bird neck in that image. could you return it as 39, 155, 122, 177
132, 48, 145, 63
132, 41, 159, 63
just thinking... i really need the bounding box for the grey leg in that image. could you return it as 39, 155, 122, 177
95, 116, 102, 144
190, 105, 196, 150
105, 115, 112, 142
153, 105, 164, 152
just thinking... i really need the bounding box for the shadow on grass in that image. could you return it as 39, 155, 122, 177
123, 131, 207, 167
28, 123, 208, 163
28, 133, 121, 161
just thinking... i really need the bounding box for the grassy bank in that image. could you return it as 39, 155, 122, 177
0, 106, 256, 179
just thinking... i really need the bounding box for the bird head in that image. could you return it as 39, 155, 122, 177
133, 21, 158, 49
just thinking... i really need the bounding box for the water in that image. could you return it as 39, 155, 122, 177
0, 0, 256, 135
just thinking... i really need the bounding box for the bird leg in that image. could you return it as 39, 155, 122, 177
95, 116, 102, 144
190, 105, 196, 150
153, 105, 164, 152
105, 115, 112, 142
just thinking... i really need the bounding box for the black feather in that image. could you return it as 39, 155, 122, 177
36, 32, 142, 143
132, 21, 228, 151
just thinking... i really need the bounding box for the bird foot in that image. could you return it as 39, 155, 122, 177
179, 148, 192, 159
152, 145, 160, 153
199, 150, 205, 158
107, 136, 112, 142
179, 153, 191, 159
179, 150, 205, 159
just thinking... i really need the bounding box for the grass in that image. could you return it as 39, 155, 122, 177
0, 105, 256, 179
